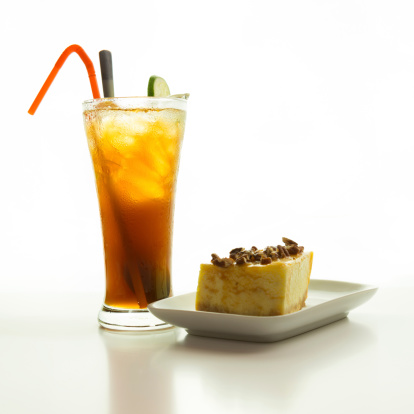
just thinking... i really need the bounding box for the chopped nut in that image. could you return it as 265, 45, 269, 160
277, 245, 290, 258
270, 252, 279, 260
223, 258, 235, 267
230, 247, 246, 261
236, 256, 248, 265
211, 254, 234, 267
230, 247, 244, 255
210, 238, 305, 266
246, 253, 255, 262
241, 250, 253, 262
212, 257, 234, 268
286, 245, 300, 255
260, 256, 272, 265
282, 246, 290, 257
254, 253, 265, 262
282, 237, 298, 246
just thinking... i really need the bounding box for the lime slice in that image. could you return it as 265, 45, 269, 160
148, 75, 170, 97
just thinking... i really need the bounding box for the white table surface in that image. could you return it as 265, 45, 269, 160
1, 286, 413, 414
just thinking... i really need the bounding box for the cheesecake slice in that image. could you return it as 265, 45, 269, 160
196, 239, 313, 316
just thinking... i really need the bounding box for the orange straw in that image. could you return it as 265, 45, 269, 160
28, 44, 101, 115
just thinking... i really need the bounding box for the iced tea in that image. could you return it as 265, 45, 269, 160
83, 98, 186, 310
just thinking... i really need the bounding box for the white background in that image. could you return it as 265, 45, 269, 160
1, 0, 413, 297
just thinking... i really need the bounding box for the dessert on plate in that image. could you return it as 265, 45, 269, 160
196, 238, 313, 316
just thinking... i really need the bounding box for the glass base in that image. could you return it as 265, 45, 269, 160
98, 304, 173, 332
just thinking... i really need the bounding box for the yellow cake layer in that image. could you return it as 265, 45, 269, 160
196, 252, 313, 316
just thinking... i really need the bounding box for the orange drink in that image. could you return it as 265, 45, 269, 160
83, 97, 187, 330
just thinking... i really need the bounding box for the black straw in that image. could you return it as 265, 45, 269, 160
99, 50, 114, 98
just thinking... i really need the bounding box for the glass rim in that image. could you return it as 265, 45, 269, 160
82, 95, 188, 111
82, 95, 188, 104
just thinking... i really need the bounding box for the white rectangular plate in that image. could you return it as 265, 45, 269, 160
148, 279, 378, 343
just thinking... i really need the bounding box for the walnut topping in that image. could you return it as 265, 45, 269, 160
286, 245, 299, 255
210, 238, 305, 267
270, 251, 279, 260
253, 253, 264, 262
277, 245, 290, 258
260, 256, 272, 265
211, 254, 234, 268
282, 237, 304, 256
235, 256, 248, 265
230, 248, 245, 260
230, 247, 244, 255
282, 237, 298, 246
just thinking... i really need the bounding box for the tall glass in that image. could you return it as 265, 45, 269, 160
83, 97, 187, 331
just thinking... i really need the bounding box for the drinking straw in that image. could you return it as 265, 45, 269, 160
28, 44, 101, 115
99, 50, 114, 98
